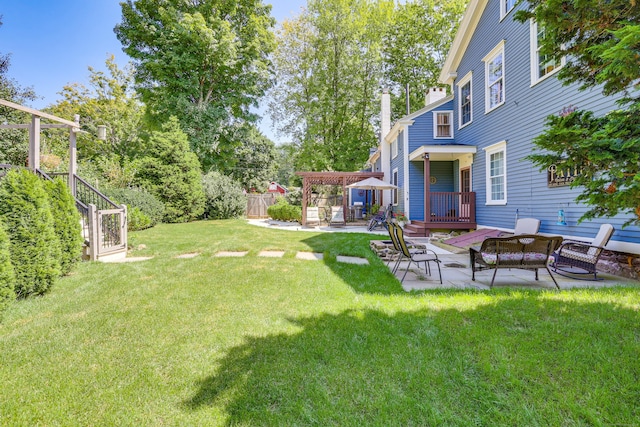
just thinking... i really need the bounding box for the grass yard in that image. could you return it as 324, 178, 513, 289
1, 219, 639, 426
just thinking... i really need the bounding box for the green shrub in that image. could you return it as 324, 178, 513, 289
127, 207, 153, 231
135, 117, 205, 223
44, 178, 83, 275
267, 197, 302, 222
0, 169, 60, 297
0, 219, 16, 318
201, 171, 247, 219
102, 187, 164, 229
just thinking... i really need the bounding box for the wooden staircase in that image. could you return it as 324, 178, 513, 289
404, 221, 430, 238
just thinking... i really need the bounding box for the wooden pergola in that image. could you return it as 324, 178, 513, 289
296, 171, 384, 226
0, 98, 80, 193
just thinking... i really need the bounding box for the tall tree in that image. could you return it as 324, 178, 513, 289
115, 0, 276, 172
382, 0, 466, 118
0, 15, 38, 166
228, 125, 278, 192
269, 0, 394, 172
46, 55, 144, 163
515, 1, 640, 226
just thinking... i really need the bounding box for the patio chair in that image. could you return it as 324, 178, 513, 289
552, 223, 614, 280
306, 206, 320, 226
329, 206, 345, 227
499, 217, 540, 236
391, 221, 442, 284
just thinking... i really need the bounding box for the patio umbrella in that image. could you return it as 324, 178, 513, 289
346, 177, 397, 190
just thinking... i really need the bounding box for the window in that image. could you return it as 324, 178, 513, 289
392, 137, 398, 158
483, 41, 505, 112
433, 111, 453, 138
457, 72, 472, 128
392, 168, 399, 205
500, 0, 516, 19
530, 20, 562, 85
484, 141, 507, 205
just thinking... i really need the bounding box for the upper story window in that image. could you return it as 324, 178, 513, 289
392, 137, 398, 158
483, 41, 505, 113
530, 20, 563, 85
433, 111, 453, 139
484, 141, 507, 205
392, 168, 399, 205
500, 0, 516, 19
457, 72, 472, 128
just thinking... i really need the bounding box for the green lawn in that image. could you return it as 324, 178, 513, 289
1, 220, 639, 426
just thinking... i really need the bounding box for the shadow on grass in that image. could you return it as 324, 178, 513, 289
300, 232, 406, 295
183, 289, 640, 426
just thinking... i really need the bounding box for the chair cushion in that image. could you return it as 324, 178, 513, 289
523, 252, 548, 263
559, 248, 597, 264
481, 252, 524, 265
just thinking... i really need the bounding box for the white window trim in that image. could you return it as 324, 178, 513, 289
457, 71, 473, 129
529, 19, 565, 86
392, 168, 399, 206
500, 0, 516, 20
483, 41, 506, 113
432, 111, 454, 139
392, 137, 398, 159
484, 140, 507, 205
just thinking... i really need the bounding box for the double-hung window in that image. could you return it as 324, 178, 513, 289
484, 141, 507, 205
483, 41, 505, 113
500, 0, 516, 19
530, 20, 563, 85
457, 72, 472, 128
392, 168, 399, 205
433, 111, 453, 139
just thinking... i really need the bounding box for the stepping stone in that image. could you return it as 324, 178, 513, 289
258, 250, 285, 258
295, 252, 324, 261
175, 252, 200, 259
214, 251, 249, 257
337, 255, 369, 265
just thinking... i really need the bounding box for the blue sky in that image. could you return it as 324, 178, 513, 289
0, 0, 305, 143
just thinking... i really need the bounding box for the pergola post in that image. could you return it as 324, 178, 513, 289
68, 115, 79, 196
29, 115, 41, 170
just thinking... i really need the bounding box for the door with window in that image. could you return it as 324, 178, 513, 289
460, 168, 471, 220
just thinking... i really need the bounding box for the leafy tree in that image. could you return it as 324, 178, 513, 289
135, 117, 205, 223
0, 218, 16, 317
115, 0, 276, 171
201, 171, 247, 219
275, 142, 299, 187
269, 0, 394, 172
45, 56, 145, 168
0, 15, 38, 166
229, 125, 278, 191
43, 178, 84, 275
382, 0, 466, 118
515, 1, 640, 226
0, 169, 61, 297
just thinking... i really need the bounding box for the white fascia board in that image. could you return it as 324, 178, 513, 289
384, 119, 415, 144
409, 145, 477, 161
438, 0, 489, 85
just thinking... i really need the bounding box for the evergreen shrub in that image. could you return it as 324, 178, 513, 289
202, 171, 247, 219
44, 178, 83, 275
0, 169, 60, 297
102, 187, 164, 229
0, 219, 16, 318
267, 197, 302, 222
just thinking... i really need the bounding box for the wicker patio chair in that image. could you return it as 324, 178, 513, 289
552, 223, 614, 280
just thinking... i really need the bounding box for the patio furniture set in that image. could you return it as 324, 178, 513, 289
383, 216, 615, 288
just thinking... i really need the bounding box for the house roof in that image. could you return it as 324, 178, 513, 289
438, 0, 489, 85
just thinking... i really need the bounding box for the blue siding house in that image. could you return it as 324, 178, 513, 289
373, 0, 640, 253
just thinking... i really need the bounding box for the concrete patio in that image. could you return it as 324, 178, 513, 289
393, 252, 636, 291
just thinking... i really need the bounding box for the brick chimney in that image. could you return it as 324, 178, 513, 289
425, 87, 447, 106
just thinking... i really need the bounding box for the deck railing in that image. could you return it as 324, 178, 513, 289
427, 192, 476, 224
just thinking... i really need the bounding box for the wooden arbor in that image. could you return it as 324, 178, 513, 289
296, 171, 384, 226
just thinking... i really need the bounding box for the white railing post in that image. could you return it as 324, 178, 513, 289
120, 204, 128, 251
88, 204, 98, 261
